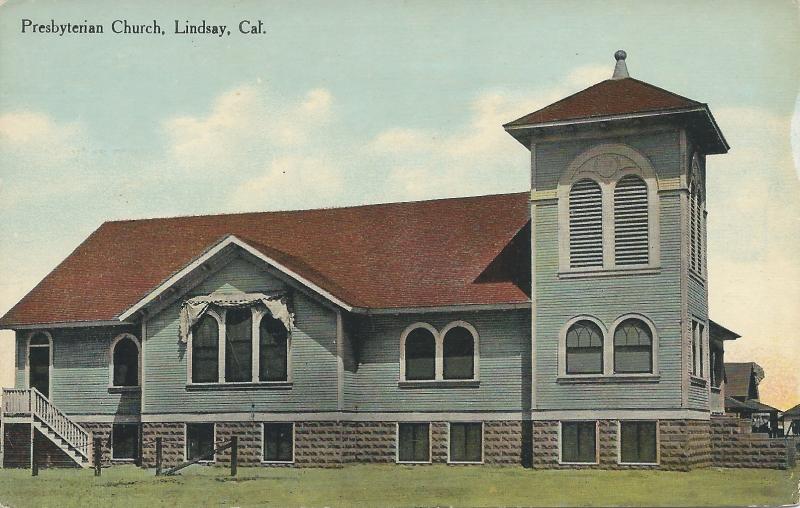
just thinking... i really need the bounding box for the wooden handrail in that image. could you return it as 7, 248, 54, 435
2, 388, 31, 415
30, 387, 90, 460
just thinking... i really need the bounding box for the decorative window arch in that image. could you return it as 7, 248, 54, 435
558, 143, 660, 273
441, 321, 480, 381
187, 304, 291, 384
109, 333, 141, 388
26, 330, 53, 395
561, 314, 659, 377
611, 316, 657, 374
399, 321, 479, 382
564, 318, 604, 375
688, 152, 705, 276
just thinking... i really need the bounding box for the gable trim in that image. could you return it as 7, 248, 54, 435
118, 235, 353, 322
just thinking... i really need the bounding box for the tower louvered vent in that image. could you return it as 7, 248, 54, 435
614, 175, 649, 265
569, 179, 603, 268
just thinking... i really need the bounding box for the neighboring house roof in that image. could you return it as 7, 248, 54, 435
742, 399, 780, 414
709, 320, 741, 341
504, 78, 700, 127
724, 362, 765, 400
782, 403, 800, 419
724, 396, 754, 413
0, 192, 531, 327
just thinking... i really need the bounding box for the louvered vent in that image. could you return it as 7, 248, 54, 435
569, 179, 603, 268
689, 186, 702, 273
614, 175, 649, 265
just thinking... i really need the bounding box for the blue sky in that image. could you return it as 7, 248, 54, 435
0, 0, 798, 407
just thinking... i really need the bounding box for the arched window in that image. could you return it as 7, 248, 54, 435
192, 313, 219, 383
404, 327, 436, 381
442, 326, 475, 380
111, 334, 140, 387
259, 314, 288, 382
569, 179, 603, 268
689, 154, 705, 275
613, 319, 653, 373
614, 175, 649, 266
27, 331, 52, 397
566, 320, 603, 374
225, 308, 253, 382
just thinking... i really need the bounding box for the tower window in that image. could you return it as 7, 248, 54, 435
614, 175, 649, 266
569, 179, 603, 268
566, 320, 604, 374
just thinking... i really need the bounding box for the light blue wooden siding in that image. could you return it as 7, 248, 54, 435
15, 327, 141, 415
535, 131, 681, 191
143, 256, 340, 414
533, 131, 685, 410
345, 310, 531, 412
14, 333, 24, 388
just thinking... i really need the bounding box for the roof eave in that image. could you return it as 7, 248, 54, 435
504, 106, 729, 154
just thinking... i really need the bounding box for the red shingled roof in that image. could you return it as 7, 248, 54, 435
505, 77, 701, 127
0, 192, 531, 327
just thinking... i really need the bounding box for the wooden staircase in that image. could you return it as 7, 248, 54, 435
2, 388, 91, 468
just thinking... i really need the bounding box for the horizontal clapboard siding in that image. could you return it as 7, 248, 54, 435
143, 256, 340, 414
346, 310, 530, 412
15, 326, 141, 415
534, 129, 686, 410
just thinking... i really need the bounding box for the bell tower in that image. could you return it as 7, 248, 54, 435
504, 51, 729, 469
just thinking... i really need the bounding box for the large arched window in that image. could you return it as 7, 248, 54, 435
192, 313, 220, 383
225, 308, 253, 382
442, 326, 475, 380
569, 179, 603, 269
259, 313, 289, 382
613, 318, 653, 374
111, 334, 140, 387
566, 320, 604, 374
614, 175, 649, 266
558, 144, 660, 273
404, 327, 436, 381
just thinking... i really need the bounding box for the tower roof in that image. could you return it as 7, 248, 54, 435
504, 51, 728, 154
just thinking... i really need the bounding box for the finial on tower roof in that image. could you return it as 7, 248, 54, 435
612, 50, 629, 79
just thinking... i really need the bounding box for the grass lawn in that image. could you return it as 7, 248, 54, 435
0, 464, 798, 508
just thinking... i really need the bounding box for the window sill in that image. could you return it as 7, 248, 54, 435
558, 267, 660, 279
186, 381, 292, 391
398, 380, 480, 389
261, 460, 295, 465
557, 374, 660, 384
689, 376, 707, 387
711, 386, 722, 393
107, 386, 141, 394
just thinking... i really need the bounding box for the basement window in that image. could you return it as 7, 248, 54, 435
262, 423, 294, 463
449, 422, 482, 463
186, 423, 215, 462
560, 421, 597, 464
619, 421, 657, 464
397, 423, 430, 463
112, 423, 139, 461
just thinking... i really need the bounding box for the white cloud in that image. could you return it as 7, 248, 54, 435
162, 84, 333, 175
0, 111, 92, 208
369, 64, 609, 201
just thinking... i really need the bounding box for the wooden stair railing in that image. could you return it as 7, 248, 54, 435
30, 387, 90, 461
